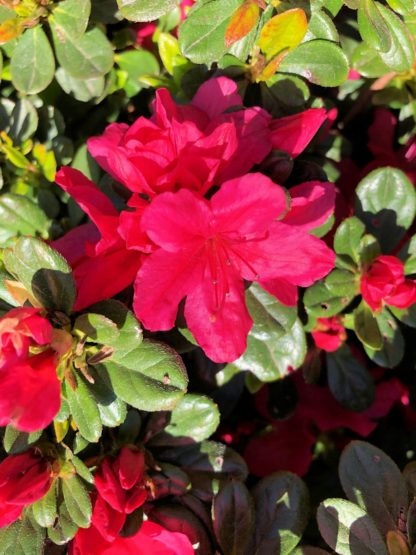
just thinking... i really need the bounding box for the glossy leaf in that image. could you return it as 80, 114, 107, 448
339, 441, 408, 536
179, 0, 243, 64
358, 0, 392, 52
356, 168, 416, 252
304, 270, 357, 318
213, 481, 255, 555
64, 374, 103, 443
363, 309, 405, 368
32, 481, 58, 528
61, 475, 92, 528
164, 394, 220, 442
0, 515, 46, 555
102, 339, 188, 411
10, 27, 55, 94
327, 345, 375, 412
317, 498, 388, 555
117, 0, 177, 21
353, 301, 383, 350
377, 4, 415, 72
50, 0, 91, 38
257, 9, 307, 59
3, 237, 76, 313
279, 39, 349, 87
334, 217, 365, 265
0, 193, 49, 247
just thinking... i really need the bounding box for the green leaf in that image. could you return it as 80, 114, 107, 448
390, 304, 416, 328
304, 269, 357, 318
179, 0, 243, 64
327, 345, 375, 412
9, 99, 39, 143
102, 339, 188, 411
51, 24, 113, 79
3, 425, 42, 454
317, 498, 388, 555
213, 481, 255, 555
377, 4, 415, 72
89, 300, 143, 356
10, 27, 55, 94
116, 48, 159, 96
86, 366, 127, 428
55, 67, 105, 102
363, 309, 405, 368
351, 42, 391, 77
50, 0, 91, 38
0, 514, 46, 555
117, 0, 177, 21
0, 194, 49, 247
223, 283, 304, 382
164, 394, 220, 442
61, 475, 92, 529
306, 9, 339, 41
356, 167, 416, 252
257, 9, 308, 59
386, 0, 416, 14
358, 0, 392, 52
353, 301, 383, 350
249, 472, 310, 555
74, 312, 120, 345
63, 374, 103, 443
32, 481, 58, 528
339, 441, 408, 536
278, 39, 349, 87
48, 498, 79, 545
4, 237, 76, 313
334, 216, 366, 265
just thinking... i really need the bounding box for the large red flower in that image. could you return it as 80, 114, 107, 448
70, 520, 194, 555
134, 173, 335, 362
87, 77, 326, 197
0, 308, 61, 432
360, 255, 416, 312
0, 449, 53, 528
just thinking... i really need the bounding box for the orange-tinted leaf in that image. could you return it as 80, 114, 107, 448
257, 8, 307, 59
257, 48, 289, 81
0, 17, 23, 44
225, 1, 260, 48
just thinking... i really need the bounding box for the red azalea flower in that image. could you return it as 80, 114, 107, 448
70, 520, 194, 555
134, 173, 335, 362
0, 449, 53, 528
87, 77, 327, 197
311, 316, 347, 352
360, 255, 416, 312
0, 308, 61, 432
92, 447, 148, 541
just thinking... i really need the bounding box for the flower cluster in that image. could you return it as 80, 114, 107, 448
55, 76, 335, 362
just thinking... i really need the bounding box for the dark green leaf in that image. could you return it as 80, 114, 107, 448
356, 167, 416, 252
4, 237, 76, 313
86, 366, 127, 428
334, 217, 366, 265
102, 339, 188, 411
278, 40, 349, 87
61, 475, 92, 528
179, 0, 243, 64
339, 441, 409, 536
363, 309, 405, 368
353, 301, 383, 350
377, 4, 415, 72
327, 345, 375, 412
51, 25, 113, 79
358, 0, 392, 52
10, 27, 55, 94
317, 498, 388, 555
117, 0, 177, 21
249, 472, 310, 555
304, 269, 357, 318
9, 99, 39, 143
63, 374, 102, 443
213, 481, 255, 555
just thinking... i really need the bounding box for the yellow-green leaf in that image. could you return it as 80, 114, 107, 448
225, 1, 260, 48
257, 8, 307, 59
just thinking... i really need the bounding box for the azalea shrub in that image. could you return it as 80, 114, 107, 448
1, 0, 416, 554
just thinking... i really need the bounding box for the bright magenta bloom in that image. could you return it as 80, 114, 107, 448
360, 255, 416, 312
91, 447, 147, 541
87, 77, 327, 197
0, 449, 52, 528
311, 316, 347, 352
0, 308, 61, 432
70, 520, 194, 555
135, 173, 335, 362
